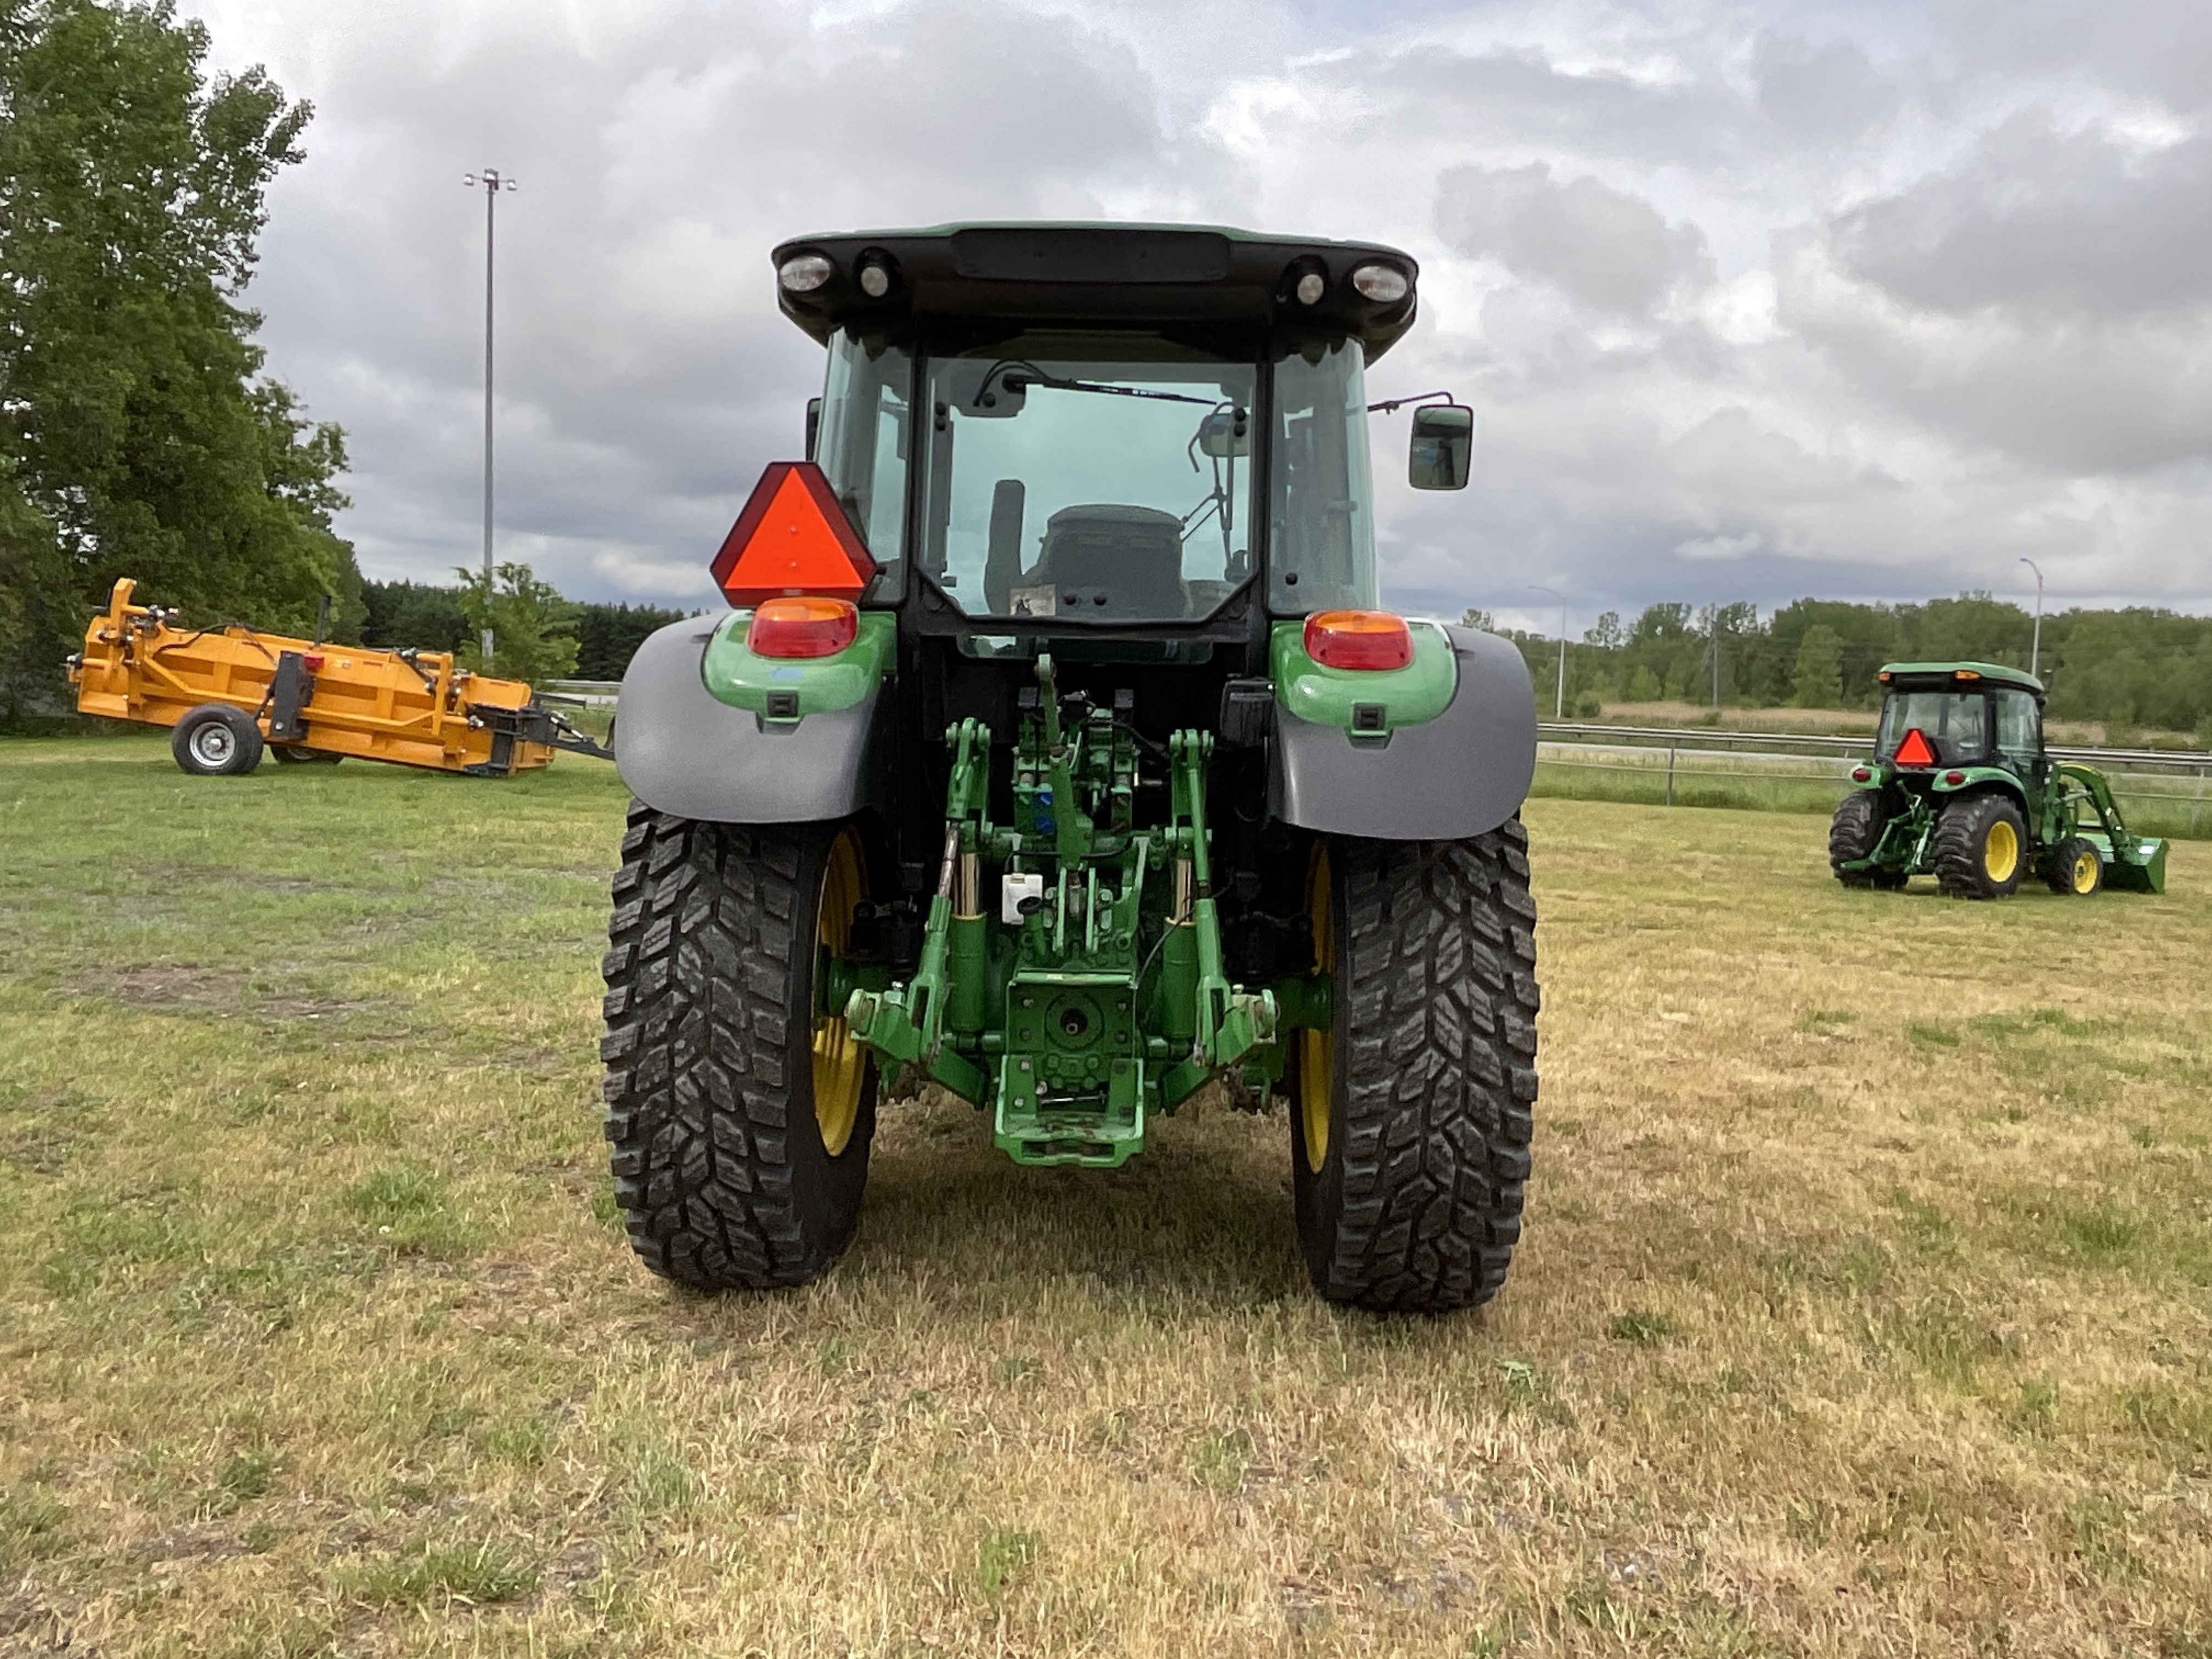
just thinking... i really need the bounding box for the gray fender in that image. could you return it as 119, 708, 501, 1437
1271, 625, 1536, 840
614, 617, 888, 823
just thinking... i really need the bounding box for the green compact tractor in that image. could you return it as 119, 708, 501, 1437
1828, 661, 2167, 899
602, 224, 1541, 1312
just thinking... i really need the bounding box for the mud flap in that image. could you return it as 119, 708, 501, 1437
614, 618, 888, 822
1270, 625, 1536, 841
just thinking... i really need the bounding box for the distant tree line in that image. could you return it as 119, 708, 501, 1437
1475, 595, 2212, 741
362, 577, 691, 683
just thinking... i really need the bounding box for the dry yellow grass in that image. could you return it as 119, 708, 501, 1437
1, 736, 2206, 1657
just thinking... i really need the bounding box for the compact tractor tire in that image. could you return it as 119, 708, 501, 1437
601, 805, 878, 1290
1827, 791, 1905, 889
171, 703, 264, 776
1933, 792, 2028, 900
1290, 822, 1539, 1313
2045, 836, 2103, 896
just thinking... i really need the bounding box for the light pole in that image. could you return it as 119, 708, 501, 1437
1708, 602, 1742, 708
462, 168, 517, 668
1529, 585, 1567, 719
2019, 558, 2045, 680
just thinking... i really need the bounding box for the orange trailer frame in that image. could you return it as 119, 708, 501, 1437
67, 578, 608, 776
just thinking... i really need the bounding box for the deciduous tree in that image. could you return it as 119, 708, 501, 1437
0, 0, 356, 721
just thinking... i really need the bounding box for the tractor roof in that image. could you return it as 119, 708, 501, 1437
769, 223, 1420, 359
1879, 661, 2046, 696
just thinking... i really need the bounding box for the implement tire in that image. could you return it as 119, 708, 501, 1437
1290, 821, 1539, 1313
1933, 792, 2027, 900
601, 804, 877, 1290
171, 704, 263, 776
272, 746, 341, 765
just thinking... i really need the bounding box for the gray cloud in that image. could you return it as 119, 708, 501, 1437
179, 0, 2212, 627
1935, 0, 2212, 112
1830, 114, 2212, 319
1437, 162, 1713, 314
1753, 32, 1899, 144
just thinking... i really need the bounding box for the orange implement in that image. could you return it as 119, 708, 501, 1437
67, 578, 606, 777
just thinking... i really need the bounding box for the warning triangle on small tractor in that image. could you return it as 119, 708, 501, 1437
1894, 727, 1937, 767
710, 461, 877, 607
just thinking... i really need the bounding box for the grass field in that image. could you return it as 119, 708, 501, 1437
2, 735, 2208, 1657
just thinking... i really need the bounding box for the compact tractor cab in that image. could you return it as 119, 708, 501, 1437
1828, 661, 2167, 899
603, 224, 1542, 1312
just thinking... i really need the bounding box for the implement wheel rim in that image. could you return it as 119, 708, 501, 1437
1299, 843, 1335, 1175
2072, 849, 2099, 894
189, 722, 235, 766
1983, 818, 2019, 883
812, 828, 868, 1158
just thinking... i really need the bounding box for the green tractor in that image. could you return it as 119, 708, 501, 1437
601, 225, 1541, 1312
1827, 661, 2168, 899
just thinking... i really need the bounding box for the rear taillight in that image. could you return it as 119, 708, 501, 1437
1304, 609, 1413, 672
1851, 766, 1872, 783
1943, 769, 1966, 785
747, 596, 858, 659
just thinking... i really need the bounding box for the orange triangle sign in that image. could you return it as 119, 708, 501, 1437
710, 461, 877, 606
1894, 727, 1936, 767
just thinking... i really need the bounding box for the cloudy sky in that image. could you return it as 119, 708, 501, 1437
182, 0, 2212, 634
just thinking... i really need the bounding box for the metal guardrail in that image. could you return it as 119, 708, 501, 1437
540, 679, 622, 706
1534, 738, 2212, 828
1538, 722, 2211, 775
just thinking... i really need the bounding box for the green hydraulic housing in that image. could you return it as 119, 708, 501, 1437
841, 654, 1320, 1167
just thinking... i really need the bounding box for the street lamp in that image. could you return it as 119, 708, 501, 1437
1528, 585, 1567, 720
463, 168, 518, 668
2019, 557, 2045, 680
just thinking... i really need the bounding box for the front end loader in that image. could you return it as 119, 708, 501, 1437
601, 225, 1541, 1312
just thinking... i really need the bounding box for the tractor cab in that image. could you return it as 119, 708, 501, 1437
778, 223, 1470, 657
1830, 660, 2166, 899
1872, 662, 2048, 805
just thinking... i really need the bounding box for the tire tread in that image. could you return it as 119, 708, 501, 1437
1304, 820, 1541, 1313
600, 804, 868, 1289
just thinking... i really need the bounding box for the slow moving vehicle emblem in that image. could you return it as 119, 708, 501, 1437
710, 460, 877, 606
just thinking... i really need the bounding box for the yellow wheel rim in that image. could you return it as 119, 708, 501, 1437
1299, 843, 1335, 1175
1983, 819, 2019, 883
2072, 850, 2098, 894
812, 828, 868, 1158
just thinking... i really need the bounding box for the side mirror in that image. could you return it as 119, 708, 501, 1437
805, 397, 822, 461
1195, 406, 1250, 459
1408, 404, 1472, 490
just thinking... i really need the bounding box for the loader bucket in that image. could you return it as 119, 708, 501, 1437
2104, 836, 2168, 894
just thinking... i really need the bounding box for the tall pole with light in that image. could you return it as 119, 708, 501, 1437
2019, 557, 2045, 680
462, 168, 517, 668
1530, 585, 1567, 719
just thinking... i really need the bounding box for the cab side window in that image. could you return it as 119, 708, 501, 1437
1994, 689, 2041, 765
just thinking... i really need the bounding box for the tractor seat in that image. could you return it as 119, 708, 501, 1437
1026, 505, 1188, 618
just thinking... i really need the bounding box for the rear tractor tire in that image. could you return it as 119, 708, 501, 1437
1289, 822, 1539, 1313
1827, 790, 1905, 889
170, 703, 264, 776
1933, 792, 2027, 900
2045, 836, 2103, 896
601, 806, 878, 1290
